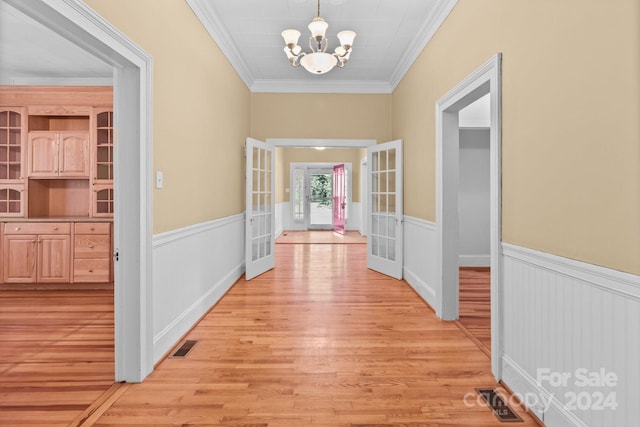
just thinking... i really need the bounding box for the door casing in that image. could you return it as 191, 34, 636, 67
435, 54, 502, 378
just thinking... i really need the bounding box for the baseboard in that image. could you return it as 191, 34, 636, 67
459, 254, 490, 267
403, 266, 437, 303
502, 355, 587, 427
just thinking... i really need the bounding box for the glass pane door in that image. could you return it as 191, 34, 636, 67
245, 138, 275, 280
367, 140, 403, 279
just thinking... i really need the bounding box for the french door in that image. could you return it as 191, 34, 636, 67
245, 138, 275, 280
332, 164, 346, 234
367, 140, 403, 279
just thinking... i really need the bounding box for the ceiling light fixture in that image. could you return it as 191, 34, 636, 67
281, 0, 356, 75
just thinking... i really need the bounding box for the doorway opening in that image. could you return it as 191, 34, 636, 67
5, 0, 154, 382
436, 54, 502, 377
291, 163, 350, 232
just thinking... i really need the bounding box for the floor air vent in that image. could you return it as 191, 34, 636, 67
170, 340, 198, 358
475, 388, 523, 423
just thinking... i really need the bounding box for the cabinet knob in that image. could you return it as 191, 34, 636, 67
53, 227, 58, 231
90, 227, 94, 231
89, 245, 94, 249
88, 269, 93, 273
15, 227, 20, 231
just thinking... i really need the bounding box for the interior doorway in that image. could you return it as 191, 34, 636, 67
435, 54, 502, 377
291, 164, 349, 231
6, 0, 154, 382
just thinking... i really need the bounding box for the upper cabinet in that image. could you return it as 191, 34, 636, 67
0, 87, 113, 219
28, 131, 90, 178
0, 108, 26, 217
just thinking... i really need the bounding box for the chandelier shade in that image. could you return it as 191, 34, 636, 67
281, 0, 356, 75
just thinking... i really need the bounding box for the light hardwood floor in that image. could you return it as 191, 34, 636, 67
458, 267, 491, 355
0, 289, 115, 426
89, 244, 538, 426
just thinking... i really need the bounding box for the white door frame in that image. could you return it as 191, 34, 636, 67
9, 0, 154, 382
289, 162, 353, 231
270, 138, 375, 234
435, 54, 502, 377
360, 157, 367, 236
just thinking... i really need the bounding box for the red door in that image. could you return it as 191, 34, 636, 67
333, 164, 345, 234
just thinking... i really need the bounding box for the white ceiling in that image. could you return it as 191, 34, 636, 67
187, 0, 457, 93
0, 1, 112, 85
0, 0, 457, 94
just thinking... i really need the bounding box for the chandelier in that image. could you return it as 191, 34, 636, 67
281, 0, 356, 75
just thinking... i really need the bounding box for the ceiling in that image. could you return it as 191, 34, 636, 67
0, 0, 457, 94
0, 1, 112, 85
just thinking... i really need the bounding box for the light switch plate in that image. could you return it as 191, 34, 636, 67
156, 171, 163, 189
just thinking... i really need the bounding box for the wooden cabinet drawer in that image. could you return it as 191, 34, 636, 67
74, 235, 110, 258
73, 259, 110, 282
75, 222, 110, 235
4, 222, 70, 235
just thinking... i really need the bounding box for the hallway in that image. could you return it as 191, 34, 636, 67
90, 243, 537, 426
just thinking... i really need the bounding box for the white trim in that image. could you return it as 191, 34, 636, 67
501, 355, 586, 427
251, 79, 392, 94
501, 242, 640, 426
289, 162, 353, 231
403, 216, 437, 305
154, 213, 244, 247
459, 255, 490, 267
184, 0, 253, 90
435, 53, 502, 377
389, 0, 458, 90
186, 0, 456, 94
502, 243, 640, 301
8, 0, 154, 383
268, 138, 376, 148
152, 214, 245, 363
6, 77, 113, 86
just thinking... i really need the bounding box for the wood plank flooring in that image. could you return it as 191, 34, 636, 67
276, 230, 367, 244
91, 245, 538, 426
0, 289, 115, 427
458, 268, 491, 354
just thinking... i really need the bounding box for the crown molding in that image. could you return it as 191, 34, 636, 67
185, 0, 254, 90
250, 78, 392, 94
389, 0, 458, 90
0, 77, 113, 86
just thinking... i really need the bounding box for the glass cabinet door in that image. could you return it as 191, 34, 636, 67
0, 108, 26, 217
95, 110, 113, 181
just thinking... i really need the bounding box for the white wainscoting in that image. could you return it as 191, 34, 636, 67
348, 202, 361, 232
275, 202, 290, 238
152, 213, 245, 363
402, 216, 438, 310
501, 243, 640, 427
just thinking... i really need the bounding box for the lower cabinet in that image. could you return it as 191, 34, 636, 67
3, 222, 71, 283
73, 222, 111, 282
1, 221, 111, 284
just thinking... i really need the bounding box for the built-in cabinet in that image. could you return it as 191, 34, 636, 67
0, 87, 114, 285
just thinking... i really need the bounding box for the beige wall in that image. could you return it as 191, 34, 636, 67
276, 147, 365, 204
393, 0, 640, 274
251, 93, 391, 143
86, 0, 251, 233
